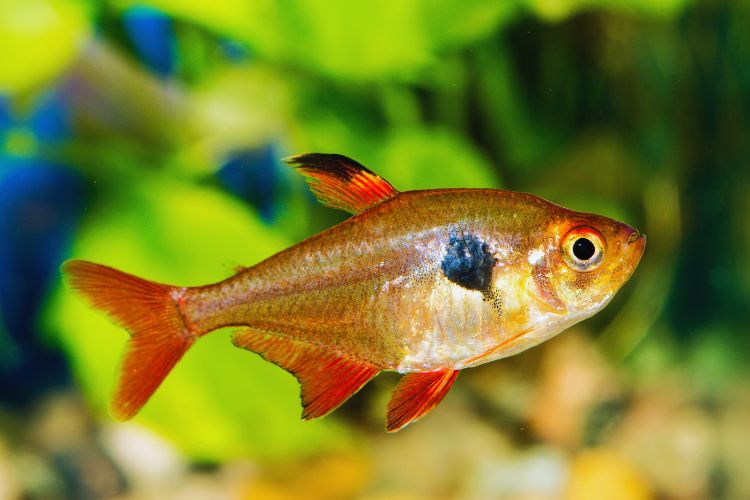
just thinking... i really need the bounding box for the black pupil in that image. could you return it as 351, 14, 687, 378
572, 238, 596, 260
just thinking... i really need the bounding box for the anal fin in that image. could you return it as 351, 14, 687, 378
232, 329, 380, 419
386, 369, 459, 432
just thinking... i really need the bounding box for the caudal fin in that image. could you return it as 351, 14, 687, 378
62, 260, 195, 420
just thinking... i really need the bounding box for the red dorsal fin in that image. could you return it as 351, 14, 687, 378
232, 329, 380, 419
285, 153, 398, 214
386, 369, 459, 432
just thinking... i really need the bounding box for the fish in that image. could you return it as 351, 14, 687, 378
62, 153, 646, 432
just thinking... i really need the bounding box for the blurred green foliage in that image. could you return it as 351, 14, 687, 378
0, 0, 90, 94
117, 0, 516, 80
1, 0, 745, 474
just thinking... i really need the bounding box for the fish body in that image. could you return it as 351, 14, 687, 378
64, 154, 645, 431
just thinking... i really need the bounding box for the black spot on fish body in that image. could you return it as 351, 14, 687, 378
483, 287, 503, 316
441, 232, 496, 293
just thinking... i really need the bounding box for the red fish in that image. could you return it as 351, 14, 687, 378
63, 154, 645, 431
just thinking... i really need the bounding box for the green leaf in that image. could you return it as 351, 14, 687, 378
524, 0, 693, 22
117, 0, 517, 79
0, 0, 91, 95
376, 127, 502, 190
187, 65, 291, 167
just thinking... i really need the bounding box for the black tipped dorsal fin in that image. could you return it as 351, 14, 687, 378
285, 153, 398, 214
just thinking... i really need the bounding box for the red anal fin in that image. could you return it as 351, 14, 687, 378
284, 153, 398, 214
386, 368, 459, 432
232, 329, 380, 419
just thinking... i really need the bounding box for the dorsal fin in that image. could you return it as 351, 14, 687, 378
232, 329, 380, 419
284, 153, 398, 214
386, 368, 459, 432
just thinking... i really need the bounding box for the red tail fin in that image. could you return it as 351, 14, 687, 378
62, 260, 195, 420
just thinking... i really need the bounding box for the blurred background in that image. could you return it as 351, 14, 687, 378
0, 0, 748, 498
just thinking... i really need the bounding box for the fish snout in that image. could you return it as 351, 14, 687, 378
617, 223, 645, 247
623, 228, 646, 262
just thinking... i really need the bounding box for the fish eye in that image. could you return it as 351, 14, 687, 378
562, 227, 605, 272
573, 238, 596, 260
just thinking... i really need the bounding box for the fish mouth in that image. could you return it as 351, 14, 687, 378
624, 229, 646, 266
629, 232, 646, 251
627, 229, 645, 244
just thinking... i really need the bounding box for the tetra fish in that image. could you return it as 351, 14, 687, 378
63, 153, 645, 432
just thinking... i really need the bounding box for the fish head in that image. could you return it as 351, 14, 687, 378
536, 212, 646, 318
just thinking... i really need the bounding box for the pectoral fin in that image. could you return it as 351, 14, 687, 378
232, 329, 380, 419
284, 153, 398, 214
386, 368, 459, 432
